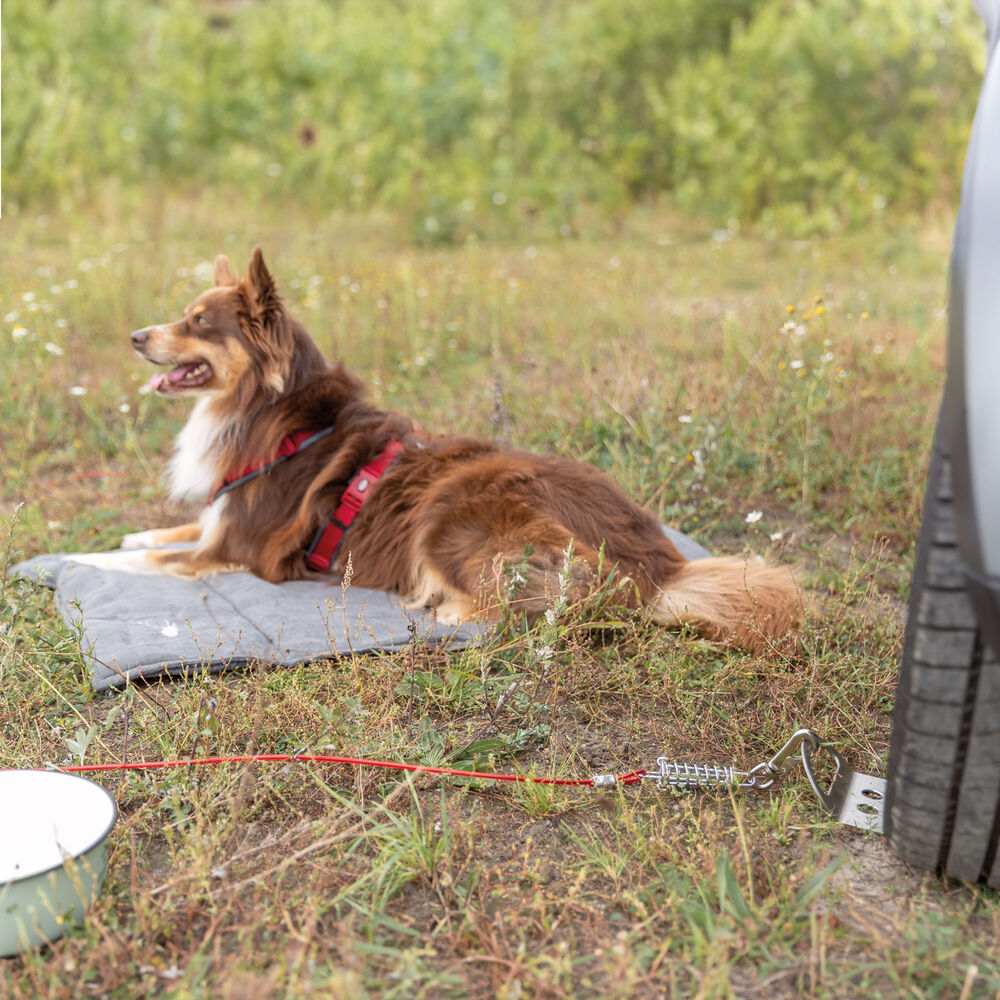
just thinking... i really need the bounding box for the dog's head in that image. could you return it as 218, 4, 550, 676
130, 249, 294, 398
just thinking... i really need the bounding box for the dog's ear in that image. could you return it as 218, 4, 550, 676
243, 248, 281, 324
214, 255, 237, 287
239, 248, 292, 394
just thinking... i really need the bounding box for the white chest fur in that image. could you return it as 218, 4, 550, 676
168, 397, 228, 502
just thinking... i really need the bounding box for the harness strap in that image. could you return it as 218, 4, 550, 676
305, 439, 406, 572
209, 427, 336, 504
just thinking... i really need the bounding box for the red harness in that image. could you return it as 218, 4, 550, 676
208, 427, 336, 505
304, 439, 405, 572
209, 429, 404, 573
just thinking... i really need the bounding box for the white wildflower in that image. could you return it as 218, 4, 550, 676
745, 510, 763, 524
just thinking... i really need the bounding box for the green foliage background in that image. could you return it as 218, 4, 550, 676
3, 0, 985, 238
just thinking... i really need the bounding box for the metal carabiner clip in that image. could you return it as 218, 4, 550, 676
752, 728, 886, 832
747, 728, 820, 789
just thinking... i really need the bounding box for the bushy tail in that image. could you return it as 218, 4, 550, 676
649, 556, 802, 653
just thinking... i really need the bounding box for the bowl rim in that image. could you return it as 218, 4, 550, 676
0, 769, 118, 885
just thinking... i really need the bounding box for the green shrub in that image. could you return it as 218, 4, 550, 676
1, 0, 983, 236
663, 0, 984, 233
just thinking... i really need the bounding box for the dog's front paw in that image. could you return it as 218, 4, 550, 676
121, 530, 156, 550
62, 550, 159, 575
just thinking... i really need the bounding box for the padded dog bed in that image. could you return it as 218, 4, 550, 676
12, 528, 710, 692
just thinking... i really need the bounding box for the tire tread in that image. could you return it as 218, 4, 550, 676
886, 415, 1000, 887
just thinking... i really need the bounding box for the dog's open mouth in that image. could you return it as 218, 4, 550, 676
150, 361, 213, 393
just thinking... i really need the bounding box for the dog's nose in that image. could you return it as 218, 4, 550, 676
130, 327, 150, 349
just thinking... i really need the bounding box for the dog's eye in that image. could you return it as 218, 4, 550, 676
195, 314, 210, 327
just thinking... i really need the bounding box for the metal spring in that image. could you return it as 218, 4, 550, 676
656, 760, 743, 788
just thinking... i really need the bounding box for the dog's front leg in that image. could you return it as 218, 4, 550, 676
144, 548, 248, 577
61, 548, 166, 575
120, 522, 202, 550
62, 546, 246, 578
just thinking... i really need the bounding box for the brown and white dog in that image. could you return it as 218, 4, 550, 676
81, 249, 800, 652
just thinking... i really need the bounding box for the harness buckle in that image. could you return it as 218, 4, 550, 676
337, 483, 367, 517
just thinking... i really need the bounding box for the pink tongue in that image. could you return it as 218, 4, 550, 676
168, 363, 198, 383
150, 364, 197, 391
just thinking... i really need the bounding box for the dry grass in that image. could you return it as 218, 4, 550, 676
2, 198, 997, 998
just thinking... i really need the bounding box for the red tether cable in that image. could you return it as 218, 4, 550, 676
58, 753, 646, 787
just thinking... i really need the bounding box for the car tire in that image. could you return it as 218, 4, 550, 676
885, 402, 1000, 885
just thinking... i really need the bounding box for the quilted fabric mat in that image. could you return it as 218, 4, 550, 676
12, 528, 710, 691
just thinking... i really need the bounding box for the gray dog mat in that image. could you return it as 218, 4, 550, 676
12, 528, 710, 692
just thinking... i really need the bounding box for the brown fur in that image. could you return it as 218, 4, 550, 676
127, 249, 802, 653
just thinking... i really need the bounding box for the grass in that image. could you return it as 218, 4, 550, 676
2, 196, 998, 997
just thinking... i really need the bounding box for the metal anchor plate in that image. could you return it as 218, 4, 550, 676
801, 736, 886, 833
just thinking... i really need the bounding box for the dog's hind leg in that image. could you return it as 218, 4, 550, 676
416, 505, 608, 624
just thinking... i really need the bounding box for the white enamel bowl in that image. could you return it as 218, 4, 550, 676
0, 769, 117, 956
